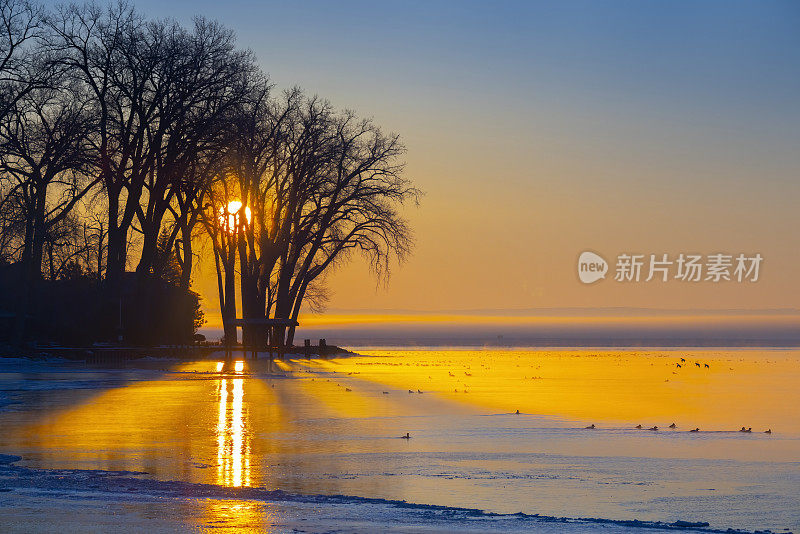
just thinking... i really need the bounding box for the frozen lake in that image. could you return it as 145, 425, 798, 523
0, 349, 798, 532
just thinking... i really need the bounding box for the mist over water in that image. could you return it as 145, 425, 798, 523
201, 313, 800, 347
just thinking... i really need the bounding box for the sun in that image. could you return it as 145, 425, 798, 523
219, 200, 252, 231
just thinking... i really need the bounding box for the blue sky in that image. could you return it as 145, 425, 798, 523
130, 1, 800, 314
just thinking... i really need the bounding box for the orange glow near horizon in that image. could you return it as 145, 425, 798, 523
294, 312, 800, 327
197, 311, 800, 331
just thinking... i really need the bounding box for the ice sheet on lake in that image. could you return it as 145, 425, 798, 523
0, 454, 758, 533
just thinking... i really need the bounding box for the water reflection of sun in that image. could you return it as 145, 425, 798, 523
199, 500, 280, 531
217, 378, 250, 487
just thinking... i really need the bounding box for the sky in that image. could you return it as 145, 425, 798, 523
131, 1, 800, 323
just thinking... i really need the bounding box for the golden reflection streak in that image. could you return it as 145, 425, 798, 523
216, 377, 250, 487
217, 379, 227, 484
198, 500, 278, 532
232, 378, 246, 487
3, 360, 296, 490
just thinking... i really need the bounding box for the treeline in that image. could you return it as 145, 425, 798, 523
0, 0, 418, 346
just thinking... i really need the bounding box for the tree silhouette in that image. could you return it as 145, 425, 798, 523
0, 1, 419, 347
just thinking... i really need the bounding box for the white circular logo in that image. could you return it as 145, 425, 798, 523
578, 251, 608, 284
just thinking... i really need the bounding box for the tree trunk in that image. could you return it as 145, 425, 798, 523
244, 276, 265, 348
285, 275, 311, 348
221, 238, 238, 348
222, 268, 237, 346
238, 234, 254, 349
96, 221, 104, 280
104, 192, 126, 341
179, 221, 192, 290
29, 184, 47, 281
105, 193, 124, 289
272, 254, 297, 347
135, 223, 158, 278
13, 193, 37, 347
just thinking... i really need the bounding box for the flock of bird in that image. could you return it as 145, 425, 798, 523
309, 356, 776, 441
675, 357, 709, 369
400, 423, 774, 441
579, 422, 772, 434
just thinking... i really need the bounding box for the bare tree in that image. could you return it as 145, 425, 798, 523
133, 17, 255, 281
0, 79, 95, 283
169, 152, 217, 290
219, 88, 419, 347
225, 87, 332, 346
42, 210, 91, 280
0, 0, 43, 123
200, 167, 245, 344
275, 111, 418, 345
0, 0, 43, 266
0, 60, 95, 342
46, 4, 257, 342
0, 1, 421, 347
45, 2, 149, 301
0, 182, 26, 263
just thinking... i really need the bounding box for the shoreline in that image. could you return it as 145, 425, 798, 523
0, 454, 768, 534
0, 345, 355, 365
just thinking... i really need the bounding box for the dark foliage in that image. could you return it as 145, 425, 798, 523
0, 264, 202, 345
